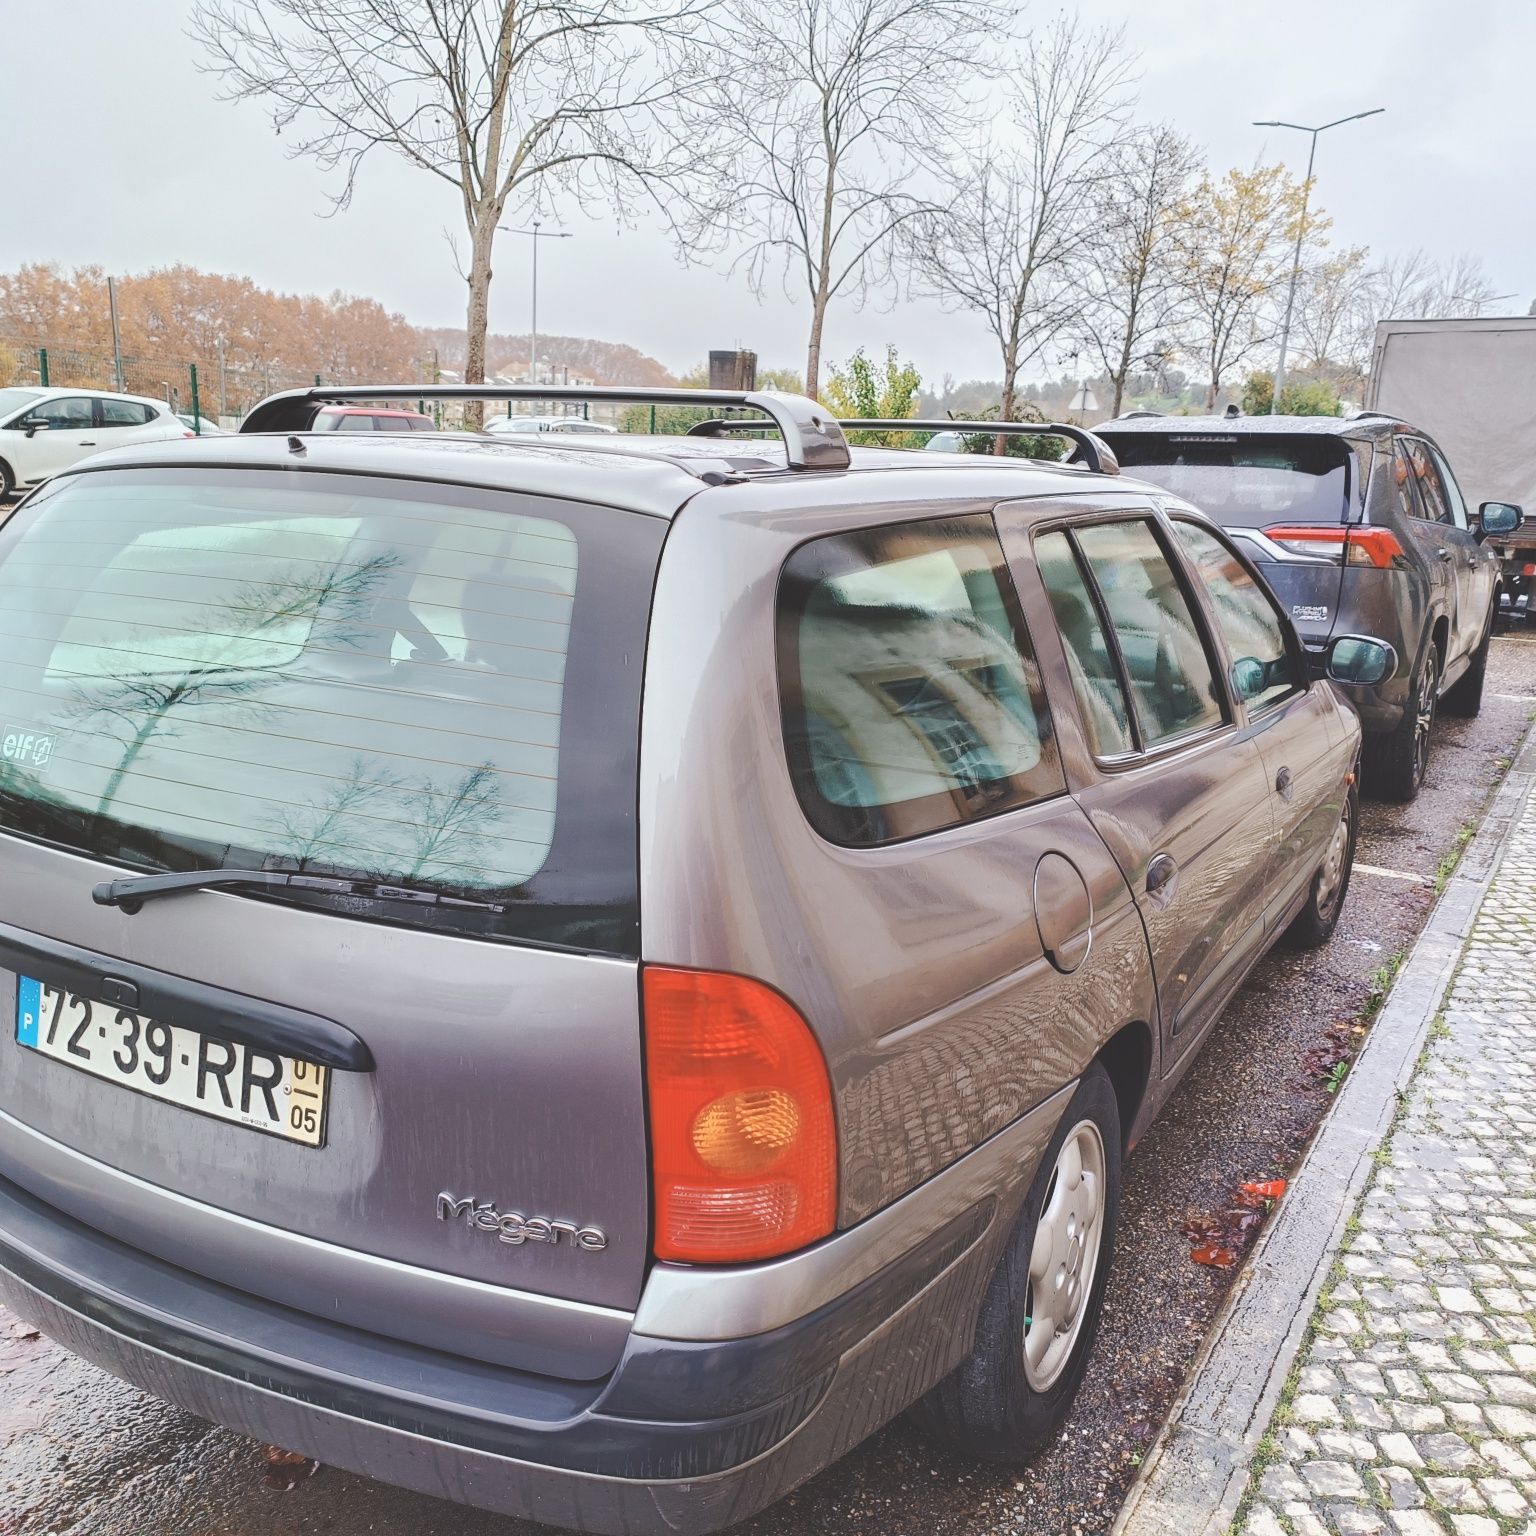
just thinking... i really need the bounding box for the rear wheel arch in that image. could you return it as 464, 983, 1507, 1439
1430, 614, 1449, 669
1096, 1020, 1153, 1153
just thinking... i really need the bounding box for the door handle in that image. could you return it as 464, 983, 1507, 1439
79, 440, 95, 447
1145, 852, 1179, 909
1275, 766, 1294, 801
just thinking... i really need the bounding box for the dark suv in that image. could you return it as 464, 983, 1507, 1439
1095, 413, 1524, 801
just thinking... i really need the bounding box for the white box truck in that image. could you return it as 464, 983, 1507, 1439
1368, 315, 1536, 616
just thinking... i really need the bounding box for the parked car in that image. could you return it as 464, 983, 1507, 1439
484, 412, 617, 435
1094, 412, 1523, 802
0, 388, 1391, 1536
0, 386, 191, 497
310, 404, 438, 432
175, 412, 231, 435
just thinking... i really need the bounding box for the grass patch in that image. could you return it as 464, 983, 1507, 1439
1433, 820, 1478, 892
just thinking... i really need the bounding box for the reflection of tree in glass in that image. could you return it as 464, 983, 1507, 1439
67, 552, 400, 821
270, 758, 507, 890
400, 763, 504, 886
268, 754, 405, 873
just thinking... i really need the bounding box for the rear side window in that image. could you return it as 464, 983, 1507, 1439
1034, 531, 1136, 757
99, 399, 155, 427
778, 514, 1063, 845
1102, 434, 1351, 528
0, 468, 663, 955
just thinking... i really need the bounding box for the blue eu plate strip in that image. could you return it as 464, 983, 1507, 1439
15, 975, 42, 1047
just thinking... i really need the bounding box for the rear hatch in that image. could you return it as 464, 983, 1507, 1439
1099, 430, 1365, 645
0, 464, 665, 1376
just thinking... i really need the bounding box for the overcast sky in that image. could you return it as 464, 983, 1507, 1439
3, 1, 1533, 385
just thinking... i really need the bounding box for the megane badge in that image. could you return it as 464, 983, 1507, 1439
437, 1192, 608, 1251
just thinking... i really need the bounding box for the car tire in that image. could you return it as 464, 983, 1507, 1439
0, 458, 13, 502
1364, 642, 1440, 804
1441, 607, 1494, 718
913, 1062, 1121, 1464
1286, 788, 1358, 949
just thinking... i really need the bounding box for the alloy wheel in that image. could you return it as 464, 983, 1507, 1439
1315, 797, 1354, 922
1023, 1118, 1107, 1391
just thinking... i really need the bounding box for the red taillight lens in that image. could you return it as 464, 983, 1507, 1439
642, 966, 836, 1263
1522, 562, 1536, 578
183, 430, 197, 439
1266, 526, 1404, 569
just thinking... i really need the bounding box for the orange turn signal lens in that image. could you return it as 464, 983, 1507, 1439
643, 966, 836, 1263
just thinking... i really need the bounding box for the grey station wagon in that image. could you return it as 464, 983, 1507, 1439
1095, 412, 1525, 802
0, 387, 1391, 1534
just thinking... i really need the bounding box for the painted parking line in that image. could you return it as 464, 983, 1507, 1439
1352, 862, 1428, 884
1493, 692, 1536, 700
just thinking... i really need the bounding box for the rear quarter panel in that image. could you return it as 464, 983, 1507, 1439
639, 482, 1157, 1225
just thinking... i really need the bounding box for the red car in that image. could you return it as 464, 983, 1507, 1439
310, 405, 437, 433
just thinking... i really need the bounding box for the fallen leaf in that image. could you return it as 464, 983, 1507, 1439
262, 1444, 320, 1492
1190, 1243, 1236, 1268
1240, 1179, 1287, 1201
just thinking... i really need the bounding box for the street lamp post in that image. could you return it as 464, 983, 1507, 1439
1254, 108, 1384, 414
497, 221, 573, 389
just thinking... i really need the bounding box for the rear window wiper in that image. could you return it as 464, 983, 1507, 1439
92, 868, 506, 916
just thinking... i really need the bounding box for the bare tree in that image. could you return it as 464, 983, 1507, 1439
1287, 246, 1374, 390
1173, 163, 1315, 410
904, 16, 1133, 428
1075, 124, 1200, 417
684, 0, 1009, 399
192, 0, 710, 423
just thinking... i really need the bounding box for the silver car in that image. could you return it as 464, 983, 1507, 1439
0, 388, 1389, 1534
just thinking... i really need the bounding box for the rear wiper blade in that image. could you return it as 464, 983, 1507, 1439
92, 868, 505, 916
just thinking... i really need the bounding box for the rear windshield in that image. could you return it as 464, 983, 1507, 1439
1102, 434, 1352, 527
0, 468, 662, 955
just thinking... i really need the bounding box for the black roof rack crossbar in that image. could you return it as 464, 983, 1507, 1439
239, 384, 850, 471
836, 419, 1119, 476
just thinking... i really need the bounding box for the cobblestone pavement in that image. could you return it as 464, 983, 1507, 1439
1239, 784, 1536, 1536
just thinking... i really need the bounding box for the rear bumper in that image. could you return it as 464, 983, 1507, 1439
0, 1156, 1010, 1535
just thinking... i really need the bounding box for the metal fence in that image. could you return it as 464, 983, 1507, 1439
0, 340, 445, 431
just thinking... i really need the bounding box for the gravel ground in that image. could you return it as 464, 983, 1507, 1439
1, 640, 1534, 1536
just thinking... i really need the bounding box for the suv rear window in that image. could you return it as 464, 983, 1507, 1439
1101, 433, 1352, 528
0, 468, 662, 955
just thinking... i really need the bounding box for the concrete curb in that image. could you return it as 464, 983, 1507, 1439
1111, 728, 1536, 1536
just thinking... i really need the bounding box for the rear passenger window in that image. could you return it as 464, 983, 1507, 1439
1402, 439, 1452, 525
1035, 531, 1137, 757
1073, 519, 1226, 748
778, 514, 1063, 845
99, 399, 154, 427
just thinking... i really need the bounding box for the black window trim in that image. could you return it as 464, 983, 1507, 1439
1030, 506, 1237, 769
774, 509, 1070, 852
1166, 514, 1308, 723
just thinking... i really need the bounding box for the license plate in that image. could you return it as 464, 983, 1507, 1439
14, 976, 329, 1147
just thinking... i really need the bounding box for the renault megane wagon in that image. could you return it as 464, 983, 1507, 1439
0, 385, 1391, 1533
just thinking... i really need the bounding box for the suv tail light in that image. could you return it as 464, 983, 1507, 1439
1266, 526, 1405, 569
642, 966, 836, 1263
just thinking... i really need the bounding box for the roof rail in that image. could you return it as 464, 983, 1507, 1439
835, 418, 1119, 476
239, 384, 851, 471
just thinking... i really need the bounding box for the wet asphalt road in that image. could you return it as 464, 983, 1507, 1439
2, 638, 1534, 1536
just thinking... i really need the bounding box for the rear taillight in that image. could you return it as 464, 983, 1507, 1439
642, 966, 836, 1263
1523, 563, 1536, 578
1266, 525, 1404, 569
183, 430, 197, 439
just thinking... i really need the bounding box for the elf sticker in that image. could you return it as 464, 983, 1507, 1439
1, 725, 55, 770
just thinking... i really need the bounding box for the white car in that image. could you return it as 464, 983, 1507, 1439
0, 388, 191, 498
483, 413, 617, 435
